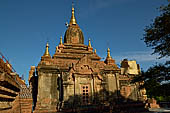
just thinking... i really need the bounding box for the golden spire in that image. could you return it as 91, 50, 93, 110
107, 48, 111, 58
88, 38, 92, 47
43, 42, 50, 57
60, 36, 63, 45
94, 49, 96, 54
69, 3, 77, 25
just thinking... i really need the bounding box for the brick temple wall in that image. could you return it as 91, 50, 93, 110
0, 96, 33, 113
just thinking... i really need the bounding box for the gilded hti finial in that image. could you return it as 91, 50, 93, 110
107, 48, 111, 58
88, 38, 92, 47
60, 36, 63, 45
44, 42, 50, 57
70, 3, 77, 25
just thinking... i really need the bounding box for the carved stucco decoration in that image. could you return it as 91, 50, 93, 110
67, 55, 103, 81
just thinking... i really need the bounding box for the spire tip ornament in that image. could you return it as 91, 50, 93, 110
43, 42, 51, 57
60, 36, 63, 45
88, 38, 92, 47
107, 48, 111, 58
94, 49, 96, 54
69, 3, 77, 25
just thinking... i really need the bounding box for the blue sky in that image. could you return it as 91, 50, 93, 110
0, 0, 169, 83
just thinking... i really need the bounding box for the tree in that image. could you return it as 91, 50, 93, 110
133, 2, 170, 101
143, 2, 170, 58
132, 61, 170, 100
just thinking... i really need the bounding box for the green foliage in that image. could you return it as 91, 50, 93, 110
155, 96, 170, 102
132, 62, 170, 100
143, 3, 170, 58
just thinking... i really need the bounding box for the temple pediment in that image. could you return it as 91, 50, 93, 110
74, 55, 94, 75
76, 55, 92, 66
76, 64, 93, 75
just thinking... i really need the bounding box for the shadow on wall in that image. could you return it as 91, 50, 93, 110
57, 89, 150, 113
29, 73, 150, 113
29, 75, 38, 111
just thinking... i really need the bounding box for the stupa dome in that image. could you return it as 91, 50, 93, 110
64, 5, 84, 44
